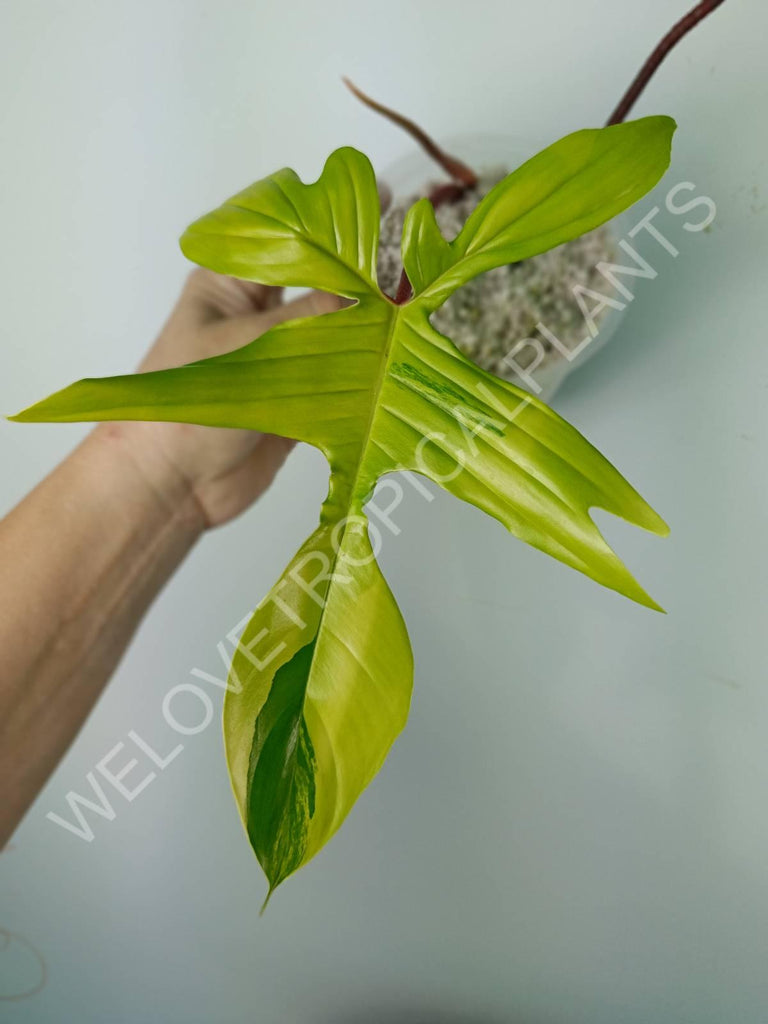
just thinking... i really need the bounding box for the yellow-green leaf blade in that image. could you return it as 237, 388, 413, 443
9, 303, 385, 453
225, 519, 413, 896
404, 116, 676, 305
375, 307, 667, 609
180, 147, 382, 299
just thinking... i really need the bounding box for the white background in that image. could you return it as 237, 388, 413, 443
1, 1, 767, 1021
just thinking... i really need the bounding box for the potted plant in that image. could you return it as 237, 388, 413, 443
8, 0, 724, 907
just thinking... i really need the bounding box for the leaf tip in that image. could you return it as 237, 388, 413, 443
641, 591, 667, 615
657, 113, 677, 152
259, 885, 277, 916
652, 514, 671, 539
6, 406, 36, 424
638, 113, 677, 163
595, 484, 670, 540
178, 225, 197, 263
608, 113, 676, 181
634, 503, 670, 539
4, 393, 71, 424
624, 112, 677, 137
616, 572, 666, 614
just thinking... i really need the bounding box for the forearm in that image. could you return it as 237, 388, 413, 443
0, 425, 205, 845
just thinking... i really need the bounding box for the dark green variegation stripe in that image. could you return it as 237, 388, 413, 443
247, 640, 318, 898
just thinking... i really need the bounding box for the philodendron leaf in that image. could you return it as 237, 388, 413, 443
10, 116, 675, 899
403, 117, 676, 307
179, 147, 380, 298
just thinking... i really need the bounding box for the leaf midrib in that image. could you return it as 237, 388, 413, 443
279, 298, 402, 838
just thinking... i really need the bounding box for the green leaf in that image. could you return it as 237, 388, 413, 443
246, 639, 319, 897
9, 301, 386, 450
180, 147, 381, 299
403, 116, 676, 306
10, 118, 675, 897
225, 521, 412, 897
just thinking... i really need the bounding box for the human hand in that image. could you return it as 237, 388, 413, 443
92, 270, 341, 529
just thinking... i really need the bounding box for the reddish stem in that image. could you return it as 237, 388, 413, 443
343, 80, 484, 301
342, 77, 478, 187
428, 182, 467, 206
394, 270, 413, 305
607, 0, 727, 124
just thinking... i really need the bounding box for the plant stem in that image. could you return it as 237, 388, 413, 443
343, 79, 485, 302
394, 270, 413, 305
607, 0, 727, 125
342, 77, 478, 187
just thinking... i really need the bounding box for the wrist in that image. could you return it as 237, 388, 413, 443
83, 423, 207, 539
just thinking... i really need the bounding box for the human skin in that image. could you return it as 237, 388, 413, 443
0, 270, 340, 847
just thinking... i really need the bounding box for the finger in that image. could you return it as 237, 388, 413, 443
263, 289, 343, 324
203, 289, 349, 357
233, 289, 345, 339
182, 269, 281, 320
260, 285, 284, 311
230, 280, 283, 312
